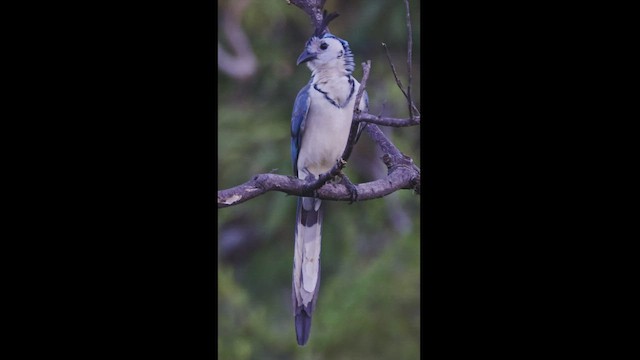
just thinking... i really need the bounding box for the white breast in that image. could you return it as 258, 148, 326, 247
297, 79, 365, 178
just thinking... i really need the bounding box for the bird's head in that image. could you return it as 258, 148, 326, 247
296, 12, 354, 75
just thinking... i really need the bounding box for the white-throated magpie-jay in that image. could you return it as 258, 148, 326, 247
290, 12, 368, 346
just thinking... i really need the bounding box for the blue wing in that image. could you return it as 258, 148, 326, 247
291, 82, 311, 176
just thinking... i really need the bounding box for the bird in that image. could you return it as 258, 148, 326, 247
290, 11, 368, 346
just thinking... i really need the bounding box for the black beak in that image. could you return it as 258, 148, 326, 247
296, 49, 316, 65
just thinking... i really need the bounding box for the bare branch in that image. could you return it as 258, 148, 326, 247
342, 60, 371, 159
365, 124, 421, 195
404, 0, 415, 119
286, 0, 327, 32
355, 112, 420, 127
381, 43, 420, 116
218, 118, 421, 208
218, 127, 420, 209
218, 163, 419, 208
382, 44, 406, 104
354, 61, 371, 117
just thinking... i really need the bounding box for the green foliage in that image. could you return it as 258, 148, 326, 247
218, 0, 421, 358
304, 226, 421, 360
218, 222, 420, 359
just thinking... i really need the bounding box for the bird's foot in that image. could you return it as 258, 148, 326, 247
302, 171, 319, 198
339, 173, 358, 204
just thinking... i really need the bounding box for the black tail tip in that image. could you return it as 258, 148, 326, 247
295, 312, 312, 346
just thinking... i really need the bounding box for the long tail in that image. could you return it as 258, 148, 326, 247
292, 196, 323, 346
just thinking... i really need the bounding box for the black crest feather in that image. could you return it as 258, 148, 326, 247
314, 10, 339, 37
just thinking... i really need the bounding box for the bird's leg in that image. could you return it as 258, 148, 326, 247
338, 172, 358, 204
331, 158, 357, 203
301, 169, 319, 198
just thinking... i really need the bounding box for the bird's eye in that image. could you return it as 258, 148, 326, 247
320, 43, 328, 50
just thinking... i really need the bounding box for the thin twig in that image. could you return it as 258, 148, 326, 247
382, 43, 407, 102
382, 43, 420, 116
343, 60, 371, 159
404, 0, 415, 120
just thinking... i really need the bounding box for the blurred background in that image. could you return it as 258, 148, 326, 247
218, 0, 420, 358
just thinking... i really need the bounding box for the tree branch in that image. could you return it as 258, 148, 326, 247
218, 120, 420, 208
354, 112, 420, 127
364, 124, 421, 195
342, 60, 371, 160
286, 0, 327, 32
381, 43, 420, 116
404, 0, 416, 119
218, 163, 418, 208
